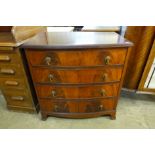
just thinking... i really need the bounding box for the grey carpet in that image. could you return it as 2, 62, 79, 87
0, 91, 155, 129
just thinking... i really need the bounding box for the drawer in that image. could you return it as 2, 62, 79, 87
39, 99, 115, 113
36, 83, 119, 99
78, 98, 116, 113
39, 100, 78, 113
26, 48, 127, 67
0, 64, 24, 78
0, 51, 21, 65
0, 77, 27, 90
2, 89, 33, 107
31, 67, 123, 84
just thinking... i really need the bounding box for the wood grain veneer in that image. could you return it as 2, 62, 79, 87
23, 32, 132, 120
26, 48, 127, 67
31, 67, 123, 84
35, 83, 119, 99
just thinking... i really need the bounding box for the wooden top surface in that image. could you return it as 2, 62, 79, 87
0, 32, 34, 47
21, 32, 133, 49
0, 33, 17, 47
0, 26, 46, 47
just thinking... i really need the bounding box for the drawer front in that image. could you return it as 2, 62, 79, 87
31, 67, 123, 84
79, 98, 116, 113
0, 51, 21, 65
39, 100, 78, 113
36, 83, 119, 99
0, 77, 26, 90
3, 89, 33, 107
0, 64, 23, 78
26, 48, 127, 67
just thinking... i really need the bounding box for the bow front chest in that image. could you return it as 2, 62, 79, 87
22, 32, 132, 120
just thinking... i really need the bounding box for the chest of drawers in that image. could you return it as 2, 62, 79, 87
0, 26, 46, 112
0, 47, 38, 112
22, 32, 132, 120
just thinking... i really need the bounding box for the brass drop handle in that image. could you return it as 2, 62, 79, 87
45, 56, 52, 65
102, 73, 108, 81
100, 89, 106, 96
99, 105, 103, 110
54, 105, 58, 111
0, 55, 11, 62
0, 68, 15, 75
104, 56, 111, 65
45, 55, 57, 65
11, 96, 24, 101
51, 90, 57, 97
5, 80, 19, 86
48, 74, 54, 82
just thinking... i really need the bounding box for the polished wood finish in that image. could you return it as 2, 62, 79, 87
36, 83, 119, 99
22, 32, 132, 49
78, 99, 116, 112
123, 26, 155, 90
26, 48, 127, 67
39, 98, 116, 120
41, 110, 116, 120
31, 67, 123, 84
23, 32, 132, 120
39, 100, 78, 113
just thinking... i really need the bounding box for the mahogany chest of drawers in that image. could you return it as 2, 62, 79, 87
22, 32, 132, 120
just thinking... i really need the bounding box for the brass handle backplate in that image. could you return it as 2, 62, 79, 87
44, 55, 57, 65
104, 56, 111, 65
11, 96, 24, 101
100, 89, 106, 96
54, 105, 58, 111
0, 55, 11, 62
48, 74, 54, 82
0, 68, 15, 75
99, 104, 103, 110
51, 90, 57, 97
5, 80, 19, 86
102, 73, 108, 81
45, 56, 52, 65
